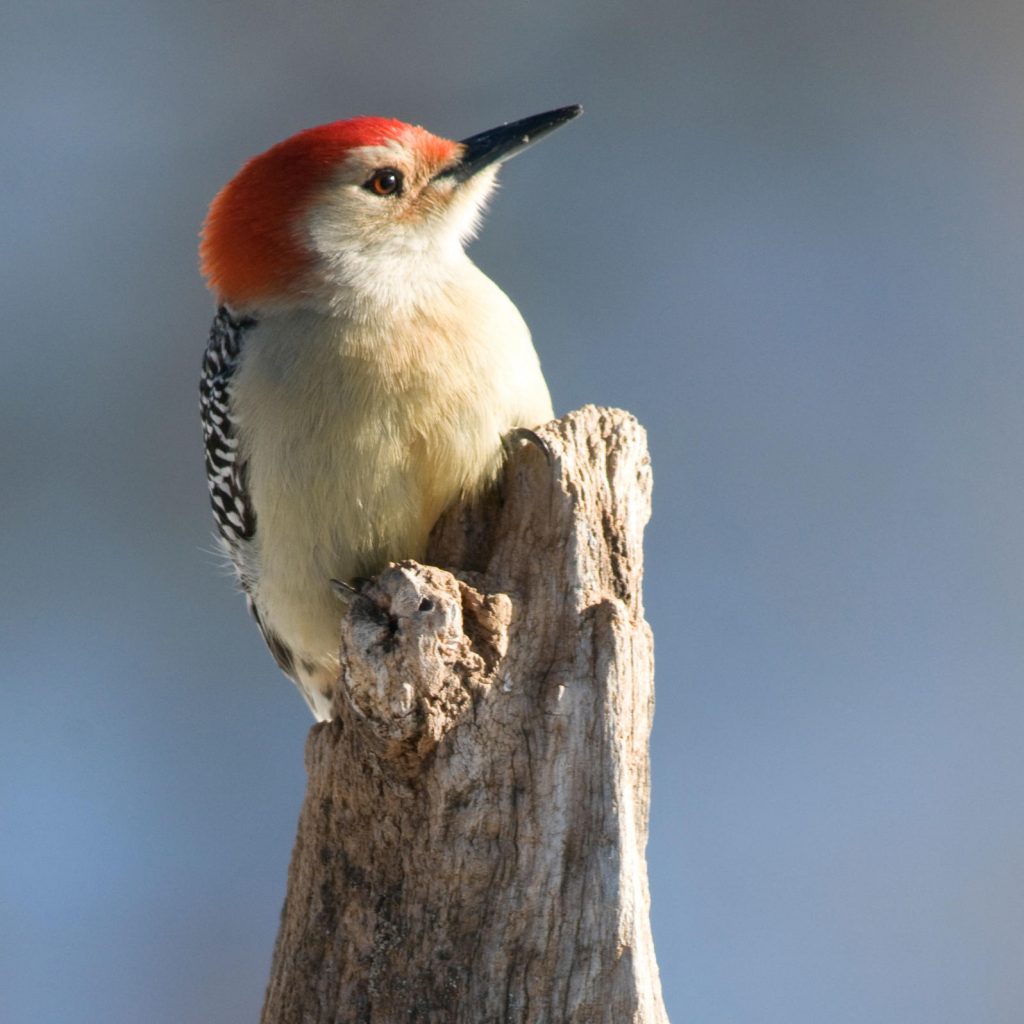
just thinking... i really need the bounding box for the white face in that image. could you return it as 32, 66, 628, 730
302, 138, 499, 317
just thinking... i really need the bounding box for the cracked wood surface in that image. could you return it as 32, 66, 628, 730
261, 406, 668, 1024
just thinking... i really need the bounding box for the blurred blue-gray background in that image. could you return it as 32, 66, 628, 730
3, 1, 1022, 1021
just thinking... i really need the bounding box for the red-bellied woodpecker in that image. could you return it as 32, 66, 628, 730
199, 105, 581, 719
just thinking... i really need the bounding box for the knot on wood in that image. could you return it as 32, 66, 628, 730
336, 561, 511, 770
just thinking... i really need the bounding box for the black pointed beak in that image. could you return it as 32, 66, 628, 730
433, 104, 583, 183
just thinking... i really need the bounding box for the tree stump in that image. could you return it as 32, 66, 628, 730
261, 406, 668, 1024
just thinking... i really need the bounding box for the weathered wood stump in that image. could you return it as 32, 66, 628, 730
261, 406, 667, 1024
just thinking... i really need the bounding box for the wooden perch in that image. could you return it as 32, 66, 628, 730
261, 406, 668, 1024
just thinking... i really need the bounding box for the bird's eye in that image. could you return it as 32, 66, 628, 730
364, 168, 403, 197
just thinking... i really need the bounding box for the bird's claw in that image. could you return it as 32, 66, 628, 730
331, 578, 357, 598
331, 577, 372, 601
503, 426, 553, 466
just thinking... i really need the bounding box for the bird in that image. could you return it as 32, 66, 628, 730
199, 105, 582, 720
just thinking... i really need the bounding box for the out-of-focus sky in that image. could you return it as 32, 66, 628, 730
2, 1, 1023, 1021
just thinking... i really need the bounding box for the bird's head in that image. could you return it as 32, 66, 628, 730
200, 106, 581, 315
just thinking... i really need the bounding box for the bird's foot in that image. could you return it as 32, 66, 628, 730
502, 426, 553, 466
330, 576, 373, 601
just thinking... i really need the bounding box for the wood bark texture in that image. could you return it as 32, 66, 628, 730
261, 405, 667, 1024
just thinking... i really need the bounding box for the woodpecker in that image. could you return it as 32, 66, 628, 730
199, 105, 581, 720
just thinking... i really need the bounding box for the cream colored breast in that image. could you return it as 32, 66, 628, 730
230, 262, 553, 664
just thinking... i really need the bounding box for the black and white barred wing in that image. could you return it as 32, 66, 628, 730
200, 308, 302, 684
199, 306, 257, 588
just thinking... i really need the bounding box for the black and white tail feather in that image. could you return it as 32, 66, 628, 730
200, 306, 301, 689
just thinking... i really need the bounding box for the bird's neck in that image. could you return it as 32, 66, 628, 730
247, 251, 491, 330
240, 257, 514, 374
